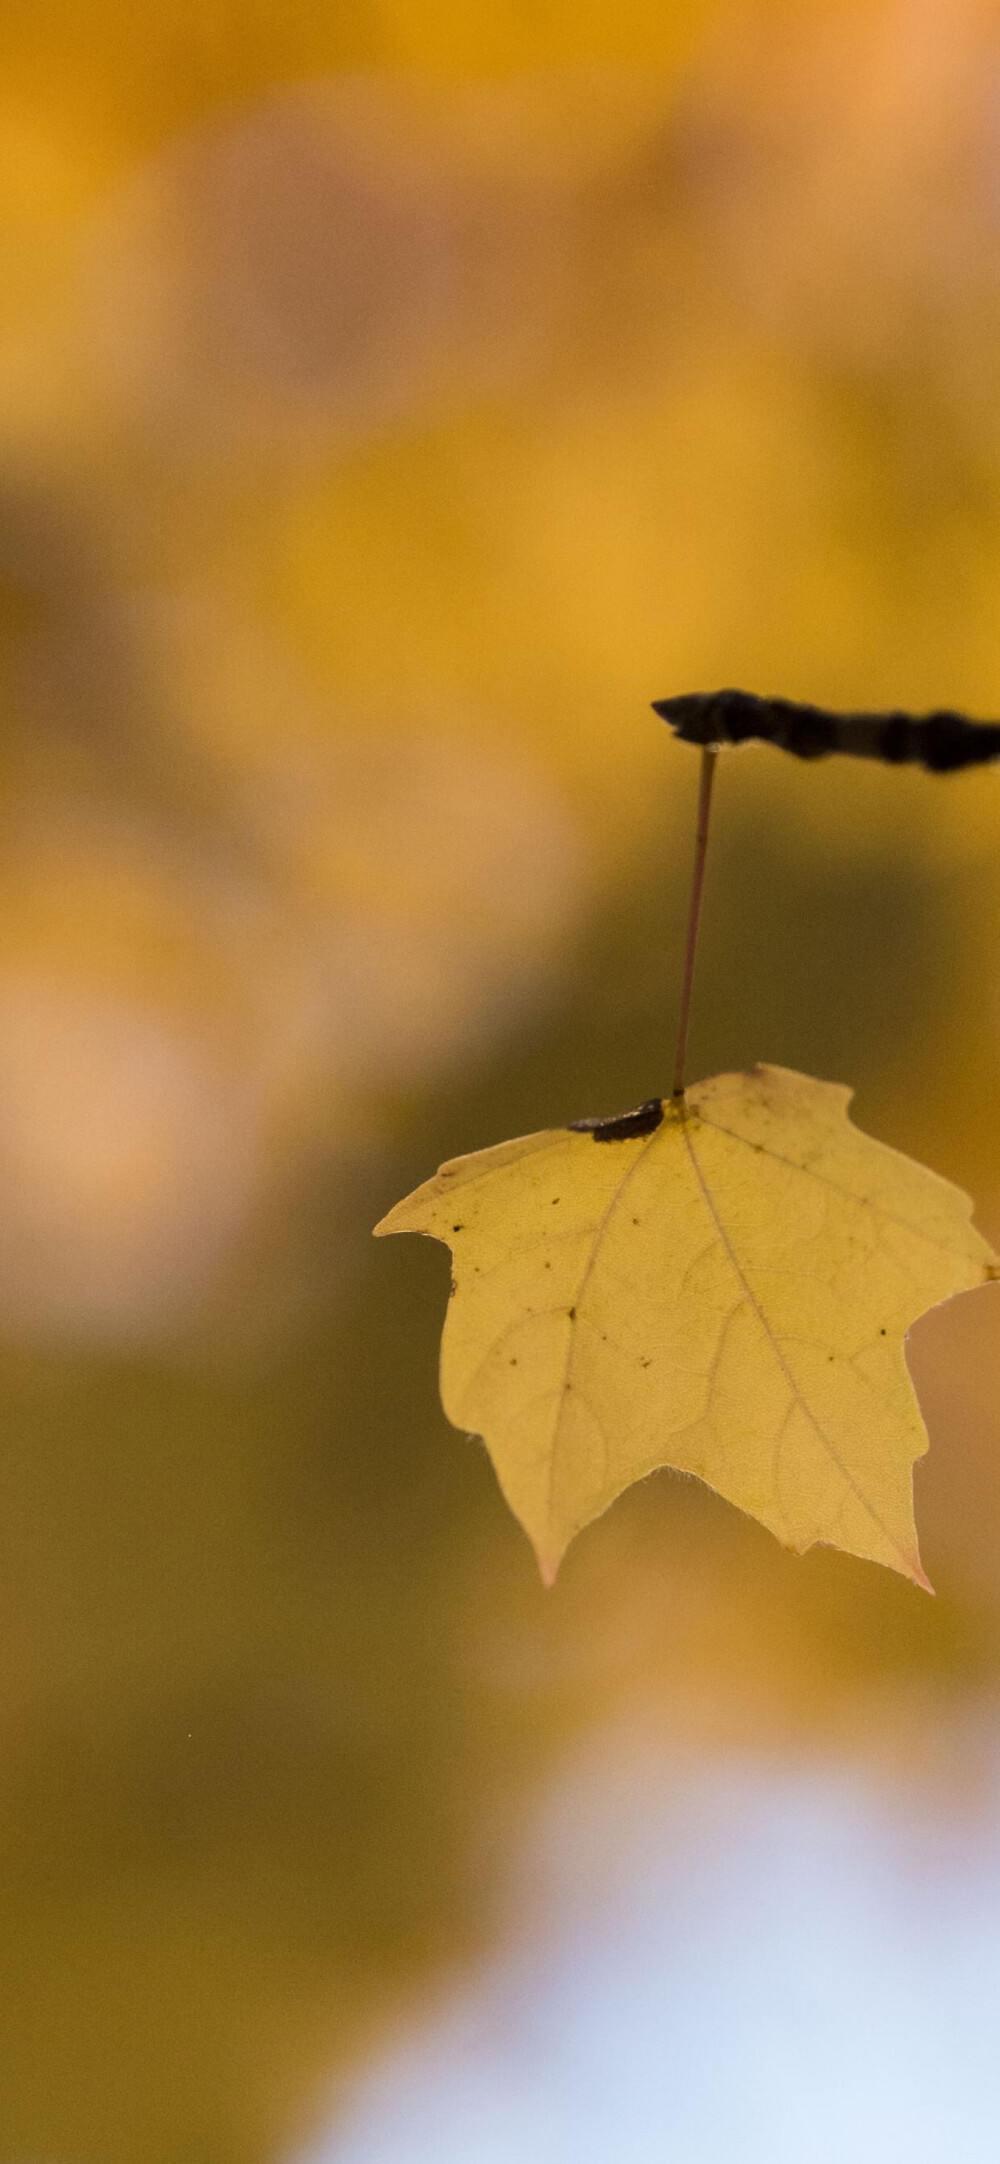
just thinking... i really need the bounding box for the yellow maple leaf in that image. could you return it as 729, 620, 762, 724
374, 1064, 997, 1589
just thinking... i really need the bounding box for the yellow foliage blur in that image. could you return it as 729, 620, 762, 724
2, 3, 1000, 2159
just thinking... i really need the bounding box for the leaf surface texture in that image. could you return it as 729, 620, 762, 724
375, 1065, 996, 1586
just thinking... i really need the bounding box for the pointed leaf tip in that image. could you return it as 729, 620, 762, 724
907, 1554, 935, 1597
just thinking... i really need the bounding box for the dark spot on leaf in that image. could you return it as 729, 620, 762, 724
570, 1099, 664, 1142
552, 1196, 561, 1204
639, 1356, 652, 1368
880, 1327, 887, 1335
568, 1306, 576, 1320
509, 1357, 517, 1366
452, 1223, 463, 1232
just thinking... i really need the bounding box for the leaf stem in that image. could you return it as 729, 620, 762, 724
672, 745, 718, 1099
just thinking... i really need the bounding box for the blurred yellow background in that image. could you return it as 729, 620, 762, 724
3, 2, 1000, 2158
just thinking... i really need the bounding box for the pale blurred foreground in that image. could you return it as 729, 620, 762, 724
298, 1719, 1000, 2164
2, 4, 1000, 2160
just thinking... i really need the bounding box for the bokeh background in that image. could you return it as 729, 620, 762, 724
3, 2, 1000, 2158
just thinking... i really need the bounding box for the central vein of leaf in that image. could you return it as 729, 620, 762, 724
679, 1116, 910, 1567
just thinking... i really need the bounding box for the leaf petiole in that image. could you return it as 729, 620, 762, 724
672, 744, 718, 1099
